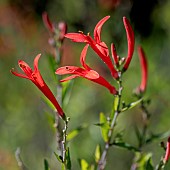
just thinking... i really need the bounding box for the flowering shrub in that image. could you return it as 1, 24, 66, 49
12, 13, 170, 170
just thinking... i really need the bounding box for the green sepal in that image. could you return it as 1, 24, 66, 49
121, 99, 142, 112
100, 112, 110, 142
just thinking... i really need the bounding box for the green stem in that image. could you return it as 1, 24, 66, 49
62, 118, 69, 169
15, 148, 28, 170
97, 72, 123, 170
139, 100, 150, 148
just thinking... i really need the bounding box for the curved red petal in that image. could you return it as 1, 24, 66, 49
123, 17, 135, 71
60, 75, 80, 82
18, 60, 33, 77
56, 66, 80, 75
65, 33, 88, 42
80, 44, 91, 70
10, 69, 30, 79
94, 16, 110, 43
34, 54, 41, 72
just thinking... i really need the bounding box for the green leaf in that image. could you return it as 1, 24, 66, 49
67, 124, 87, 141
44, 112, 55, 130
121, 99, 142, 112
95, 145, 101, 163
54, 152, 63, 163
66, 147, 71, 169
146, 157, 154, 170
133, 152, 153, 170
134, 125, 142, 144
100, 112, 110, 142
47, 53, 58, 81
62, 80, 74, 106
42, 96, 56, 111
80, 159, 89, 170
114, 95, 119, 111
44, 159, 50, 170
110, 95, 119, 119
112, 141, 140, 152
146, 131, 170, 144
61, 163, 65, 170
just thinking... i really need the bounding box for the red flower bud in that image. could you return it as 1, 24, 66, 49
122, 17, 135, 72
136, 46, 148, 93
42, 12, 55, 33
164, 137, 170, 163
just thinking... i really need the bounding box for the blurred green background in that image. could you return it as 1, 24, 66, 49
1, 0, 170, 169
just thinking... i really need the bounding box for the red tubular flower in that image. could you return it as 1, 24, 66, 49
122, 17, 135, 72
11, 54, 65, 119
164, 137, 170, 163
64, 16, 118, 79
42, 12, 55, 33
55, 45, 117, 95
137, 46, 148, 93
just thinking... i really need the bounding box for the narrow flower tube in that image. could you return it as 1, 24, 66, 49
56, 45, 118, 95
164, 137, 170, 163
11, 54, 66, 119
122, 17, 135, 72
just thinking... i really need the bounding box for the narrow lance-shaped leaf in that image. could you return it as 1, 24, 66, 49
79, 159, 89, 170
62, 80, 74, 106
121, 98, 142, 112
44, 159, 50, 170
100, 112, 110, 142
146, 131, 170, 144
54, 152, 63, 163
146, 157, 154, 170
111, 141, 140, 152
95, 145, 101, 163
66, 147, 71, 169
134, 153, 153, 170
67, 124, 87, 141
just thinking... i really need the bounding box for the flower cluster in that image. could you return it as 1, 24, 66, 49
11, 15, 148, 120
56, 16, 148, 95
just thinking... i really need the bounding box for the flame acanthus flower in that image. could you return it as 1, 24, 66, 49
11, 54, 65, 119
56, 45, 117, 95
